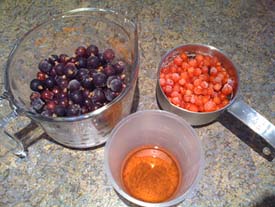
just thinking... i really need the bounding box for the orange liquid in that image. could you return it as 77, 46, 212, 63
121, 145, 181, 203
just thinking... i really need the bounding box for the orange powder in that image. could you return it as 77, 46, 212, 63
121, 145, 181, 203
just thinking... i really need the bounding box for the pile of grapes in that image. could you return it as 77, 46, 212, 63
29, 45, 127, 117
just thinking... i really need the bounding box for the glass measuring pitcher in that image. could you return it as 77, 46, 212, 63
0, 8, 139, 157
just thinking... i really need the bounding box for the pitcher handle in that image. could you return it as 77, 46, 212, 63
0, 94, 44, 158
227, 99, 275, 157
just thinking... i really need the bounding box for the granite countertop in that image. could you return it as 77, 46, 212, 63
0, 0, 275, 206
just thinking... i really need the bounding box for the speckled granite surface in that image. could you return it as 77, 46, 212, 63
0, 0, 275, 206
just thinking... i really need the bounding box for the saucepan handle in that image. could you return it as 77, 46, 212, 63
227, 99, 275, 157
0, 93, 44, 158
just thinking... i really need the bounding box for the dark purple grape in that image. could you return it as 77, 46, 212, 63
69, 90, 84, 105
41, 89, 54, 101
88, 69, 97, 77
59, 54, 69, 63
82, 89, 92, 99
68, 79, 81, 91
30, 79, 44, 92
54, 105, 66, 116
64, 63, 77, 78
66, 104, 81, 116
103, 64, 116, 76
97, 53, 107, 66
49, 54, 59, 63
84, 98, 94, 107
81, 76, 94, 89
75, 46, 87, 57
54, 63, 65, 76
48, 55, 59, 65
55, 91, 68, 100
103, 49, 115, 62
68, 57, 78, 64
47, 59, 55, 66
55, 77, 69, 89
49, 67, 57, 77
76, 57, 87, 68
114, 60, 126, 74
87, 56, 100, 69
104, 88, 117, 102
41, 109, 53, 117
93, 72, 107, 88
83, 98, 96, 112
92, 88, 106, 103
58, 98, 69, 107
106, 75, 119, 88
38, 59, 53, 74
44, 77, 55, 89
76, 68, 89, 81
109, 78, 123, 92
87, 44, 99, 56
31, 98, 45, 112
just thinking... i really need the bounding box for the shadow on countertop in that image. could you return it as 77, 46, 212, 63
218, 111, 275, 162
253, 195, 275, 207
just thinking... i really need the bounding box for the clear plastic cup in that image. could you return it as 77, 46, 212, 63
104, 110, 204, 207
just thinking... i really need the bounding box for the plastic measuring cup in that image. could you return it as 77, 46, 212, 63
104, 110, 204, 207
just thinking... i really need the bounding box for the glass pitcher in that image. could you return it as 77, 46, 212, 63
0, 8, 139, 157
